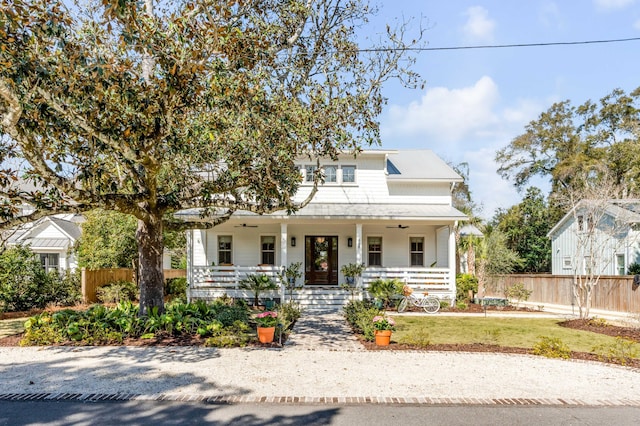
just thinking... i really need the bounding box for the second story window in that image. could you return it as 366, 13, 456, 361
324, 166, 337, 183
261, 236, 275, 265
342, 166, 356, 183
305, 165, 317, 183
410, 237, 424, 266
368, 236, 382, 266
218, 236, 232, 265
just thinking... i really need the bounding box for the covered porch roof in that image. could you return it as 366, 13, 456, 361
176, 203, 467, 223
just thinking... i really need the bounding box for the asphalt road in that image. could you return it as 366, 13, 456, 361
1, 400, 640, 426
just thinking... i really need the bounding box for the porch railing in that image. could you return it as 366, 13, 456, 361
191, 265, 282, 290
361, 267, 453, 296
190, 265, 452, 293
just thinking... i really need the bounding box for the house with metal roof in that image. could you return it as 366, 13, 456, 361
4, 214, 83, 272
548, 199, 640, 276
182, 149, 467, 309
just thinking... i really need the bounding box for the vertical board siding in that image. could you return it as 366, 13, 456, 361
488, 274, 640, 313
81, 268, 186, 303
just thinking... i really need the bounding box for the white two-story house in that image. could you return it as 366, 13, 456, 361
181, 149, 467, 308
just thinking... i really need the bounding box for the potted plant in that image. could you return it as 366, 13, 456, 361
239, 273, 278, 308
372, 314, 396, 346
340, 262, 365, 300
280, 262, 303, 302
255, 311, 279, 343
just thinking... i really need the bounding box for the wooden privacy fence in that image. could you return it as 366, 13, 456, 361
487, 274, 640, 313
81, 268, 186, 303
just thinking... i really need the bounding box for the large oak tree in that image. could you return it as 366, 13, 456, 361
0, 0, 421, 314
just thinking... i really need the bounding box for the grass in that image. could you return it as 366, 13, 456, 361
0, 318, 26, 338
392, 316, 640, 356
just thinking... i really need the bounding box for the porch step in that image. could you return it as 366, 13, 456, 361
290, 288, 352, 311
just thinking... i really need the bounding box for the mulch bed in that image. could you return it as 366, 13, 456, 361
2, 307, 639, 368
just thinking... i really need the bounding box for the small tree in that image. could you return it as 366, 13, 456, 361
340, 262, 365, 300
557, 169, 639, 318
239, 274, 278, 307
280, 262, 303, 302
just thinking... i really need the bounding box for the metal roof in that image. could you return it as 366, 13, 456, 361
23, 238, 70, 248
386, 150, 463, 182
177, 203, 467, 222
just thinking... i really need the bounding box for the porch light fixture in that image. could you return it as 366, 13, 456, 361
291, 237, 296, 247
347, 237, 353, 247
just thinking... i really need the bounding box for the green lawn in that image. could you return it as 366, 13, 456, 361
391, 316, 640, 356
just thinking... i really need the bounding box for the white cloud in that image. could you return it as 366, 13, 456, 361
385, 76, 500, 143
382, 77, 548, 218
539, 2, 564, 29
461, 6, 496, 42
593, 0, 636, 11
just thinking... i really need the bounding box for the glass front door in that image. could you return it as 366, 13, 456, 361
305, 236, 338, 285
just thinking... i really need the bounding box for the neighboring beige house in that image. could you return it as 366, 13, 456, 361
4, 214, 83, 272
180, 149, 468, 309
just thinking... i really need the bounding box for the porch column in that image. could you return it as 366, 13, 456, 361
186, 230, 193, 303
356, 223, 363, 300
448, 223, 457, 305
280, 223, 288, 302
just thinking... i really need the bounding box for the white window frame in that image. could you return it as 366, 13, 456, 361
218, 235, 233, 265
367, 236, 382, 266
304, 165, 317, 183
409, 236, 425, 267
562, 256, 572, 269
616, 253, 625, 276
39, 253, 59, 272
260, 235, 276, 265
341, 165, 356, 183
324, 165, 338, 183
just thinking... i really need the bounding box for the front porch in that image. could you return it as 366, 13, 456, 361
187, 265, 454, 309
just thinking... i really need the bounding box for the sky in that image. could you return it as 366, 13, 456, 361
366, 0, 640, 219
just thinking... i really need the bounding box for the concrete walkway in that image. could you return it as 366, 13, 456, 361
285, 311, 364, 352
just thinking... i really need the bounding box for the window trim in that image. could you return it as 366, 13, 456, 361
341, 165, 356, 184
218, 235, 233, 265
409, 236, 425, 267
367, 236, 383, 266
260, 235, 276, 265
39, 253, 59, 272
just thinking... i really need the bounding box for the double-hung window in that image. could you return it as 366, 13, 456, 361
261, 236, 276, 265
324, 166, 337, 183
40, 253, 59, 272
218, 236, 232, 265
305, 165, 317, 183
410, 237, 424, 266
368, 237, 382, 266
342, 166, 356, 183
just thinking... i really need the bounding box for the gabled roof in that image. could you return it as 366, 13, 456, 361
14, 214, 82, 244
547, 199, 640, 238
385, 150, 463, 182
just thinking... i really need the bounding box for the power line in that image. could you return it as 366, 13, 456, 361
356, 36, 640, 53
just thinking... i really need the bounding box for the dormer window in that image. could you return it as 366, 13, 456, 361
342, 166, 355, 183
324, 166, 337, 183
304, 165, 317, 183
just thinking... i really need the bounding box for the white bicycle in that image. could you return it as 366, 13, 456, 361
396, 286, 440, 314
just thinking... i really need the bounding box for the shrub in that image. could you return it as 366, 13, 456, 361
96, 280, 138, 304
0, 246, 81, 312
400, 329, 431, 347
592, 337, 638, 366
504, 282, 532, 307
368, 278, 403, 308
239, 274, 277, 307
532, 336, 571, 359
627, 262, 640, 275
165, 277, 187, 299
277, 301, 303, 331
456, 301, 468, 310
455, 273, 478, 303
343, 300, 381, 341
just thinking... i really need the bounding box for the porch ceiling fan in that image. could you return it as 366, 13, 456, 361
386, 224, 409, 229
234, 223, 258, 228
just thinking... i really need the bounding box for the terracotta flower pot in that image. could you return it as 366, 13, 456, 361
374, 329, 392, 346
257, 326, 276, 344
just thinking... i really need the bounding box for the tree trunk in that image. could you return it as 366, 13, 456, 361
137, 215, 165, 316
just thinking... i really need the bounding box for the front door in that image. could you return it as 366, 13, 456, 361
305, 236, 338, 285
